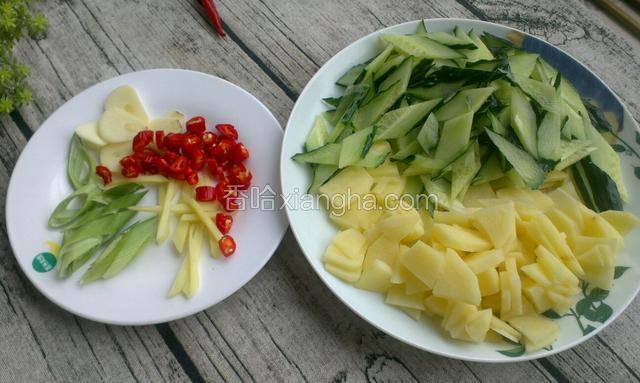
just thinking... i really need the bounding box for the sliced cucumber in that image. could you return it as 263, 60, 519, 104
562, 100, 585, 139
457, 30, 494, 63
573, 158, 623, 212
485, 129, 545, 189
417, 113, 439, 154
406, 81, 467, 101
321, 97, 341, 108
420, 176, 455, 210
375, 99, 441, 140
356, 140, 392, 168
510, 87, 539, 158
306, 115, 330, 151
583, 117, 628, 201
374, 55, 405, 81
391, 141, 422, 160
451, 144, 481, 200
537, 111, 562, 161
558, 76, 588, 116
424, 32, 477, 49
531, 58, 557, 86
508, 52, 539, 78
404, 155, 446, 176
308, 165, 338, 193
434, 87, 495, 121
554, 139, 596, 171
292, 143, 341, 165
434, 111, 473, 165
512, 74, 559, 114
353, 58, 413, 130
336, 64, 365, 87
380, 34, 463, 59
338, 127, 374, 168
487, 111, 507, 136
396, 128, 419, 150
491, 79, 512, 106
365, 44, 394, 74
332, 83, 370, 126
473, 153, 504, 185
379, 56, 413, 92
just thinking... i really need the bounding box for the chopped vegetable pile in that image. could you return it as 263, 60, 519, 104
292, 21, 639, 353
293, 21, 627, 212
49, 85, 251, 298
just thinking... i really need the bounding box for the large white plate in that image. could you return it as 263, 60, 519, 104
7, 69, 288, 325
281, 19, 640, 362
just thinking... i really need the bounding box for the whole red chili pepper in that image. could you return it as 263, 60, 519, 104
201, 0, 225, 37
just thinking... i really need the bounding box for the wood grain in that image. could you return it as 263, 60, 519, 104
1, 0, 638, 381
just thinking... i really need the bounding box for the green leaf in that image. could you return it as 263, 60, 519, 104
584, 304, 613, 323
542, 310, 562, 319
584, 325, 597, 335
498, 344, 525, 357
587, 288, 609, 302
575, 298, 593, 317
614, 266, 630, 279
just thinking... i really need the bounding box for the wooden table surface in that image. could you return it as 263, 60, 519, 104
2, 1, 640, 382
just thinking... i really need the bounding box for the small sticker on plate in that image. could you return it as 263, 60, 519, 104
32, 252, 57, 273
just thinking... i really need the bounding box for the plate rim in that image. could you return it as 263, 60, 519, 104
6, 68, 287, 326
280, 18, 640, 362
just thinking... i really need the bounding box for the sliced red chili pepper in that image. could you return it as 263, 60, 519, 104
184, 168, 199, 185
216, 124, 238, 140
164, 133, 185, 152
121, 164, 141, 178
95, 165, 112, 185
228, 163, 252, 189
201, 0, 226, 37
155, 130, 166, 150
206, 158, 218, 174
186, 116, 206, 134
133, 148, 158, 161
218, 235, 236, 257
153, 157, 169, 174
202, 131, 217, 148
215, 213, 233, 234
163, 151, 179, 164
182, 134, 202, 154
169, 155, 189, 174
190, 148, 206, 171
132, 130, 154, 153
211, 137, 234, 161
214, 181, 229, 201
215, 166, 227, 182
195, 186, 216, 201
120, 155, 139, 169
140, 153, 161, 174
230, 142, 249, 163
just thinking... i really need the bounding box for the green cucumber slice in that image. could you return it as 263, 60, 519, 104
375, 99, 441, 140
424, 32, 477, 49
417, 113, 439, 154
434, 112, 473, 165
508, 52, 539, 78
308, 165, 339, 193
338, 127, 375, 168
537, 111, 562, 161
451, 144, 481, 200
434, 87, 495, 121
306, 115, 330, 151
473, 153, 504, 185
554, 139, 596, 171
336, 64, 365, 87
380, 34, 463, 59
485, 129, 545, 189
510, 87, 539, 158
356, 141, 392, 168
292, 143, 342, 165
404, 155, 447, 176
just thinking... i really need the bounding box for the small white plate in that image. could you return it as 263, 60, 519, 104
7, 69, 288, 325
281, 19, 640, 362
